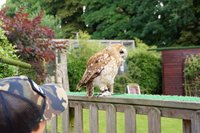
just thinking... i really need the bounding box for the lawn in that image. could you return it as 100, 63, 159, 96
82, 109, 182, 133
48, 109, 182, 133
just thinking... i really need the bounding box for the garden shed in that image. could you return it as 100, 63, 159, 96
152, 47, 200, 96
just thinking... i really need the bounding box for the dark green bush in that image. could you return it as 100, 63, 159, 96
114, 39, 162, 94
114, 74, 133, 93
127, 51, 162, 94
0, 9, 55, 83
67, 33, 104, 91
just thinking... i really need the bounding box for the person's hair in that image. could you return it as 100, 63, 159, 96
0, 91, 43, 133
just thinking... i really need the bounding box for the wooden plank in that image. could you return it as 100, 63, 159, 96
51, 116, 57, 133
68, 95, 200, 110
191, 111, 200, 133
160, 107, 192, 120
148, 107, 161, 133
69, 101, 194, 120
60, 50, 70, 91
183, 120, 191, 133
106, 104, 116, 133
124, 106, 136, 133
62, 107, 69, 133
75, 103, 83, 133
69, 108, 75, 133
89, 103, 99, 133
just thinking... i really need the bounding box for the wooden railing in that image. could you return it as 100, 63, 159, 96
47, 93, 200, 133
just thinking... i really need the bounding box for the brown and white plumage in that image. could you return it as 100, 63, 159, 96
77, 44, 127, 97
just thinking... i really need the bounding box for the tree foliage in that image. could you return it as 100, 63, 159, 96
82, 0, 197, 46
0, 9, 56, 83
5, 0, 64, 38
43, 0, 87, 38
176, 0, 200, 45
5, 0, 199, 46
114, 39, 162, 94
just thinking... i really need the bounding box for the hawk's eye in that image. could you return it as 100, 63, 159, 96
119, 50, 124, 54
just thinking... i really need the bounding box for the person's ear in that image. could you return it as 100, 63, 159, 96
31, 121, 46, 133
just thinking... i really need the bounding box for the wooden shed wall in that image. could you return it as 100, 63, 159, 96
162, 48, 200, 95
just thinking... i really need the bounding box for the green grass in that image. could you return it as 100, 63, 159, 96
83, 109, 182, 133
46, 109, 182, 133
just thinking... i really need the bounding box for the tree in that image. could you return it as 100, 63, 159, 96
0, 9, 56, 83
82, 0, 136, 39
176, 0, 200, 45
43, 0, 87, 38
5, 0, 64, 38
82, 0, 197, 46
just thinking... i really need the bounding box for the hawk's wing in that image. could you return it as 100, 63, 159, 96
77, 51, 112, 87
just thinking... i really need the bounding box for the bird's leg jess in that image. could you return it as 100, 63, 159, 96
98, 86, 111, 97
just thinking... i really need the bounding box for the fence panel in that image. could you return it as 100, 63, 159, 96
46, 93, 200, 133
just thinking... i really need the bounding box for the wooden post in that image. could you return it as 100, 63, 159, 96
62, 107, 70, 133
124, 106, 136, 133
183, 120, 191, 133
54, 40, 70, 132
51, 116, 57, 133
191, 111, 200, 133
74, 103, 83, 133
148, 107, 161, 133
69, 108, 75, 133
89, 104, 99, 133
106, 104, 116, 133
60, 49, 70, 91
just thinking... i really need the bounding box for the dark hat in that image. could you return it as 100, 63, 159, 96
0, 75, 68, 121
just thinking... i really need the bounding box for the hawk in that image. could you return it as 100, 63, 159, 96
77, 44, 127, 97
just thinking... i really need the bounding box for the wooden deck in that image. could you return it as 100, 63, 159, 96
46, 93, 200, 133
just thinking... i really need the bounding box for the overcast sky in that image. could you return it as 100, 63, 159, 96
0, 0, 6, 8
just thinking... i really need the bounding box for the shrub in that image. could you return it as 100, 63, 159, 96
5, 0, 65, 38
0, 23, 18, 78
184, 54, 200, 81
67, 31, 104, 91
114, 39, 162, 94
114, 74, 133, 93
184, 54, 200, 96
0, 8, 56, 83
127, 51, 162, 94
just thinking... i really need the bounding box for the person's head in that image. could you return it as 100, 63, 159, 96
0, 75, 68, 133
